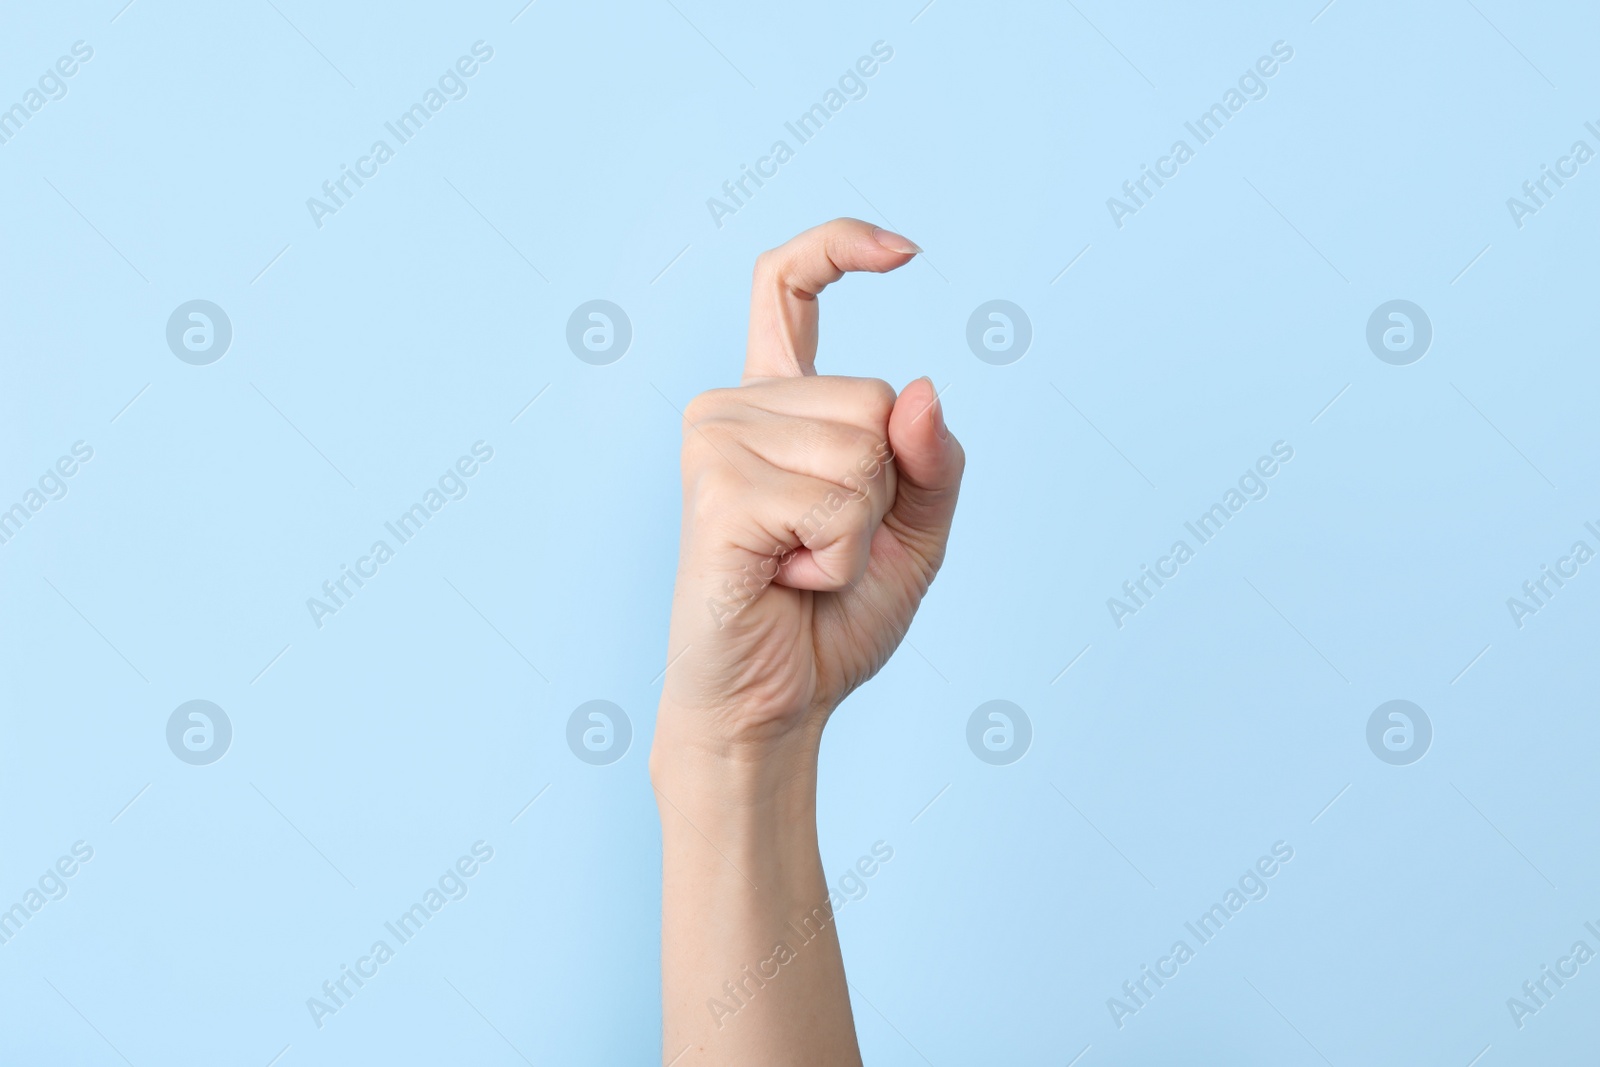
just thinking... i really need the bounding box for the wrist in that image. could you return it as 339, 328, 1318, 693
651, 698, 825, 777
651, 703, 822, 825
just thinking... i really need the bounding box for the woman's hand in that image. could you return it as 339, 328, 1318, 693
654, 217, 966, 759
652, 218, 964, 1066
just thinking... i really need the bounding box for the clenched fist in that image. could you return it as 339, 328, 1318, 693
655, 218, 965, 756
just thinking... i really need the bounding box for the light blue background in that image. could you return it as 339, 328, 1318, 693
2, 1, 1597, 1063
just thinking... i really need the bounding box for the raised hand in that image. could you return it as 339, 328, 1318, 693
656, 217, 966, 755
653, 218, 965, 1067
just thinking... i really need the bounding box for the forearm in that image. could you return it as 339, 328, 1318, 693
652, 715, 861, 1066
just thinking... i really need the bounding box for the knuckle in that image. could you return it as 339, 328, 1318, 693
681, 421, 734, 474
837, 495, 877, 536
794, 484, 869, 548
838, 427, 891, 484
752, 249, 782, 285
830, 491, 879, 541
686, 463, 743, 516
859, 377, 898, 425
682, 389, 725, 429
835, 525, 876, 581
680, 426, 705, 460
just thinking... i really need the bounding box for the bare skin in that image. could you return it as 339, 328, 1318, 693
652, 218, 965, 1065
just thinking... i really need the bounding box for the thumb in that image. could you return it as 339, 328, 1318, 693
883, 377, 964, 576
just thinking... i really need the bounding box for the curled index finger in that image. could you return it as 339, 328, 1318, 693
742, 217, 921, 381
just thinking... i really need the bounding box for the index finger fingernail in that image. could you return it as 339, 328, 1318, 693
871, 227, 922, 255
